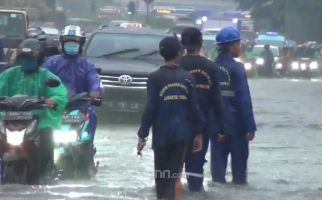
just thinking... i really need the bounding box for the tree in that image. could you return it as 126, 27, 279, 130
235, 0, 322, 42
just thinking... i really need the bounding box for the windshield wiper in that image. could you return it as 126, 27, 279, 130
133, 50, 159, 59
98, 48, 140, 58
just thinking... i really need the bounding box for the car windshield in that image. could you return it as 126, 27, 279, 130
86, 32, 163, 60
294, 48, 316, 58
0, 12, 26, 37
253, 45, 280, 57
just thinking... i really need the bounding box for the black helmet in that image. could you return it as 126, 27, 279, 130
18, 38, 44, 65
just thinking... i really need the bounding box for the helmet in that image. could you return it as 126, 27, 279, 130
60, 25, 85, 45
18, 38, 42, 59
60, 25, 85, 55
27, 27, 45, 39
17, 38, 45, 71
216, 27, 241, 45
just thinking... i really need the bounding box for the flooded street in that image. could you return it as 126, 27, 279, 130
1, 78, 322, 200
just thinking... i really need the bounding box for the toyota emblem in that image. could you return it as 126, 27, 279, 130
119, 75, 133, 85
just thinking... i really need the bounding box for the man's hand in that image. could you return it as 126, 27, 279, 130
217, 133, 225, 142
246, 132, 255, 141
193, 133, 203, 153
45, 99, 56, 108
90, 92, 101, 99
137, 138, 147, 155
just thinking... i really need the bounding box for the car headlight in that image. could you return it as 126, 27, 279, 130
255, 58, 264, 65
6, 129, 25, 146
244, 63, 252, 71
309, 61, 319, 70
54, 130, 78, 144
275, 63, 282, 69
300, 63, 307, 70
291, 62, 299, 70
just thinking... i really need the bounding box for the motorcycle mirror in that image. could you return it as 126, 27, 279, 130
96, 68, 102, 74
45, 79, 61, 88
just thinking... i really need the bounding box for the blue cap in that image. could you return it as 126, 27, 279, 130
216, 26, 241, 45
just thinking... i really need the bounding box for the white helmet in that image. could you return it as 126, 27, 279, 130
60, 25, 86, 54
60, 25, 85, 45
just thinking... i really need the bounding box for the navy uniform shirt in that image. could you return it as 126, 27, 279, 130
138, 65, 204, 149
180, 55, 225, 136
215, 53, 256, 135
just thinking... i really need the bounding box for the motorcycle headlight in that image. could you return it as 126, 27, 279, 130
291, 62, 299, 70
309, 61, 319, 70
244, 63, 252, 71
300, 63, 307, 70
255, 58, 264, 65
275, 63, 282, 69
54, 130, 78, 144
6, 129, 25, 146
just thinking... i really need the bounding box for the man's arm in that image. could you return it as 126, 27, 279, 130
211, 65, 225, 135
86, 62, 102, 94
137, 75, 157, 139
233, 63, 257, 133
186, 75, 205, 135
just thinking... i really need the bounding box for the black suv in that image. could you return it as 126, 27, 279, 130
84, 27, 169, 119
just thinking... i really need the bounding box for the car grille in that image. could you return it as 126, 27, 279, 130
100, 74, 148, 89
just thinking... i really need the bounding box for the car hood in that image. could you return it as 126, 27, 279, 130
88, 58, 160, 76
292, 57, 315, 62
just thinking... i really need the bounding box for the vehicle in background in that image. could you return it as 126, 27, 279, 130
97, 6, 122, 19
173, 6, 195, 19
276, 46, 321, 78
253, 44, 280, 76
41, 27, 60, 36
0, 9, 28, 64
166, 24, 195, 38
202, 34, 217, 60
256, 32, 288, 48
108, 20, 130, 27
202, 28, 220, 36
84, 28, 168, 121
235, 57, 256, 77
152, 6, 175, 19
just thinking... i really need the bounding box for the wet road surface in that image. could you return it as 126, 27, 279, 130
1, 78, 322, 200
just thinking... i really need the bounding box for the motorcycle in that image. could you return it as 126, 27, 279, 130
53, 92, 101, 180
0, 79, 60, 184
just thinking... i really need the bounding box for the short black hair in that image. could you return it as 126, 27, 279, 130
181, 27, 202, 51
159, 37, 181, 61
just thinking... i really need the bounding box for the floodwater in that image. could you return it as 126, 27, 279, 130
1, 78, 322, 200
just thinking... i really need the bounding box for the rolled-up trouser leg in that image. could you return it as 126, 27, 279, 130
154, 142, 188, 200
185, 132, 209, 191
211, 135, 230, 183
231, 134, 249, 184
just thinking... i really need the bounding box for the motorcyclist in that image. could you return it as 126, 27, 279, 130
213, 27, 256, 184
43, 25, 102, 172
38, 34, 60, 58
0, 38, 68, 184
259, 44, 274, 77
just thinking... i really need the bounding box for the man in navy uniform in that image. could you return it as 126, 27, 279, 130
180, 27, 225, 191
212, 27, 256, 185
137, 37, 204, 200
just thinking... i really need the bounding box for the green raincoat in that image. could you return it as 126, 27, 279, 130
0, 66, 68, 131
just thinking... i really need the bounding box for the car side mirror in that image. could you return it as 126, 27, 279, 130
45, 79, 61, 88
